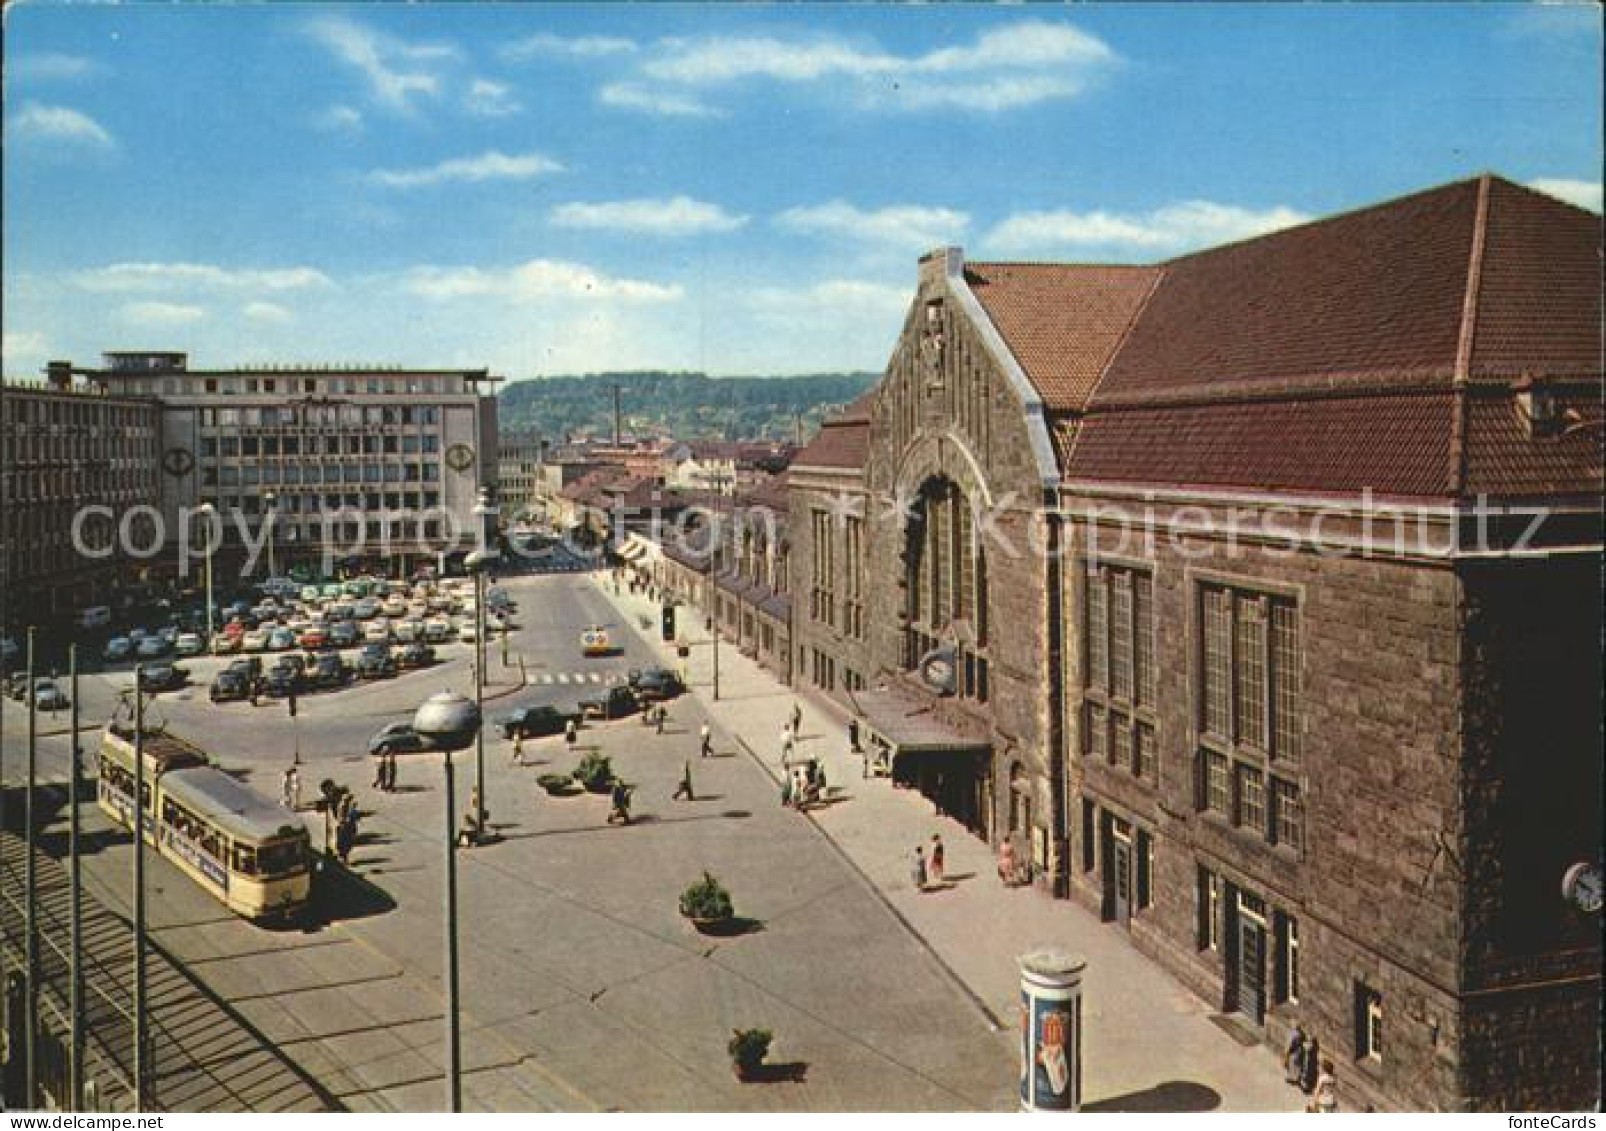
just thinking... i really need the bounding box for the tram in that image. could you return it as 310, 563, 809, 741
97, 725, 313, 922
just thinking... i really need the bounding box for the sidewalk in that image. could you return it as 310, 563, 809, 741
593, 574, 1301, 1113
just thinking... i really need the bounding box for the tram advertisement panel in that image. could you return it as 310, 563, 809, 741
160, 826, 229, 890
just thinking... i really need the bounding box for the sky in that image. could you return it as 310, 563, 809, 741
3, 3, 1601, 380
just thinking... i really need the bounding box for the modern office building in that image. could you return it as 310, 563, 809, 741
497, 433, 545, 523
53, 352, 501, 574
0, 373, 161, 617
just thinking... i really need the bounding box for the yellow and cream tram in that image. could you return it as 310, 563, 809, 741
97, 725, 312, 922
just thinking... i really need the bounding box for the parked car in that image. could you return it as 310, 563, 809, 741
209, 670, 250, 703
368, 721, 429, 756
241, 628, 271, 652
579, 684, 638, 720
156, 625, 181, 648
397, 641, 436, 669
136, 635, 170, 659
298, 626, 329, 650
328, 621, 360, 648
265, 666, 303, 697
458, 621, 479, 643
6, 672, 32, 701
393, 619, 422, 643
211, 632, 241, 655
173, 632, 205, 657
33, 681, 70, 711
103, 636, 134, 662
353, 599, 380, 621
356, 644, 397, 680
138, 663, 189, 693
423, 619, 453, 644
226, 656, 264, 680
268, 627, 297, 651
496, 704, 570, 740
382, 598, 407, 619
362, 621, 391, 645
310, 654, 352, 689
300, 586, 322, 604
631, 667, 685, 703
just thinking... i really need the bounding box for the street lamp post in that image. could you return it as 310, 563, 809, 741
468, 488, 500, 831
24, 628, 38, 1108
263, 491, 277, 579
411, 690, 483, 1113
198, 502, 216, 648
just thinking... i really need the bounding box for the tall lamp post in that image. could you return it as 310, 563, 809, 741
198, 502, 216, 648
467, 488, 500, 830
411, 690, 483, 1113
263, 491, 277, 579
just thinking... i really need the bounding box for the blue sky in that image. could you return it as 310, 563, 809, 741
3, 3, 1600, 379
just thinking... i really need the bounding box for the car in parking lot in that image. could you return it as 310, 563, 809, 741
209, 670, 250, 702
393, 619, 422, 643
211, 632, 241, 655
397, 641, 436, 669
355, 643, 397, 680
309, 654, 352, 689
423, 619, 452, 644
329, 601, 355, 622
630, 667, 685, 703
579, 684, 637, 720
136, 635, 170, 659
32, 681, 70, 711
298, 626, 329, 650
241, 628, 270, 652
103, 636, 134, 662
174, 632, 205, 657
6, 672, 33, 701
459, 621, 479, 643
353, 599, 380, 620
226, 656, 264, 680
138, 662, 189, 693
268, 627, 297, 651
496, 703, 571, 739
368, 721, 429, 756
328, 621, 360, 648
301, 586, 322, 603
363, 621, 392, 645
265, 666, 303, 697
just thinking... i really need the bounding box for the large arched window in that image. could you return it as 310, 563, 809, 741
904, 476, 986, 633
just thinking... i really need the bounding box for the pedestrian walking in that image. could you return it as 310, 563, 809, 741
699, 722, 712, 758
1284, 1026, 1307, 1087
511, 731, 525, 766
281, 766, 299, 811
780, 774, 793, 808
384, 751, 398, 792
790, 700, 802, 735
607, 778, 632, 825
372, 755, 386, 790
565, 718, 578, 750
929, 834, 945, 885
848, 717, 861, 754
1300, 1034, 1320, 1094
672, 760, 695, 801
997, 839, 1018, 886
781, 723, 794, 763
910, 845, 927, 892
335, 811, 355, 863
655, 704, 667, 735
1313, 1060, 1338, 1113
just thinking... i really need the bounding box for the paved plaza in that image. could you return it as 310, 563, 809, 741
2, 562, 1300, 1111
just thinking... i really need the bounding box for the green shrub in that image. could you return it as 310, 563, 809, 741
728, 1028, 772, 1073
679, 872, 734, 920
537, 773, 576, 793
572, 752, 613, 791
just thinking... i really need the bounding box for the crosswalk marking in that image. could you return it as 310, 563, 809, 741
556, 673, 570, 683
587, 672, 601, 683
529, 668, 620, 688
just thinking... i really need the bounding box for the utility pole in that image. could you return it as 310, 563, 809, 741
24, 627, 37, 1109
69, 646, 85, 1111
613, 384, 622, 448
132, 668, 147, 1111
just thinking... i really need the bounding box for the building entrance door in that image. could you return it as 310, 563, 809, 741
1235, 916, 1267, 1025
1109, 822, 1132, 924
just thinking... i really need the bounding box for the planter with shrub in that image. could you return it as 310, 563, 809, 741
678, 871, 735, 933
537, 772, 579, 796
572, 752, 614, 794
728, 1028, 772, 1081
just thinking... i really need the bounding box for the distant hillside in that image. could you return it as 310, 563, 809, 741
498, 371, 878, 442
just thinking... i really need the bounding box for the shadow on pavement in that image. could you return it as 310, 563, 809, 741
1084, 1080, 1222, 1112
308, 858, 397, 926
741, 1061, 809, 1084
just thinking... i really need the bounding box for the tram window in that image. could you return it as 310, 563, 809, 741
258, 840, 304, 875
235, 845, 259, 875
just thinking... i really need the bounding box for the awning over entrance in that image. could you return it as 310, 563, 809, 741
852, 689, 988, 754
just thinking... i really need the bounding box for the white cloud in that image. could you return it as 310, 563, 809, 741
1528, 177, 1603, 213
985, 200, 1310, 256
2, 330, 49, 370
464, 78, 521, 117
243, 301, 293, 324
400, 259, 682, 303
777, 201, 969, 249
7, 53, 101, 83
368, 150, 564, 188
117, 301, 205, 327
312, 104, 364, 133
747, 279, 910, 315
599, 82, 721, 118
72, 262, 333, 293
631, 21, 1116, 112
501, 33, 638, 61
551, 196, 748, 236
303, 16, 457, 110
8, 102, 114, 148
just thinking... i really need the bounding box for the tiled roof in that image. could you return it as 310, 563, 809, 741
965, 263, 1159, 411
1461, 390, 1604, 499
793, 413, 869, 471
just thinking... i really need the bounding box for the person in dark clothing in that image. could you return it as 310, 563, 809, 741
607, 779, 632, 825
672, 760, 694, 801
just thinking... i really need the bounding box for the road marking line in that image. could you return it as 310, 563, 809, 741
557, 673, 570, 684
587, 672, 601, 683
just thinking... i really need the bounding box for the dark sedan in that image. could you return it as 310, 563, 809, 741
496, 704, 570, 740
138, 663, 189, 693
368, 722, 429, 756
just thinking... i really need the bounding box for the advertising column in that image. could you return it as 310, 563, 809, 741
1018, 948, 1086, 1112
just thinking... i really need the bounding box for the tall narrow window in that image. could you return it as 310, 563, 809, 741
1111, 570, 1134, 700
1135, 573, 1156, 706
1202, 587, 1231, 738
1271, 599, 1301, 759
1235, 595, 1267, 749
1088, 570, 1109, 691
1356, 984, 1383, 1062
